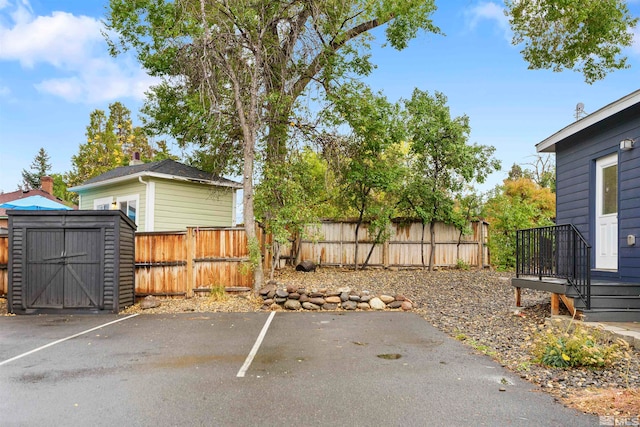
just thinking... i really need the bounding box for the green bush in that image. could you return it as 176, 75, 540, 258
209, 284, 228, 302
455, 258, 470, 270
531, 324, 622, 368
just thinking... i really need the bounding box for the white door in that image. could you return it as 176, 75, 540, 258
595, 154, 618, 270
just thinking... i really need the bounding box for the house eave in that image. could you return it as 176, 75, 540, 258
536, 89, 640, 153
69, 171, 242, 193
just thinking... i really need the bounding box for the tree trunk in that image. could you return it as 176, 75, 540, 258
243, 173, 264, 290
269, 241, 280, 281
362, 228, 383, 270
428, 221, 436, 271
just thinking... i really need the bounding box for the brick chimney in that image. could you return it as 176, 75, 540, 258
40, 176, 53, 194
129, 151, 143, 166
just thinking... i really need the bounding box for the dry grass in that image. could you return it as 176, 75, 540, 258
561, 388, 640, 417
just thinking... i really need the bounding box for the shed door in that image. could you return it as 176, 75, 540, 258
26, 229, 103, 309
595, 154, 618, 270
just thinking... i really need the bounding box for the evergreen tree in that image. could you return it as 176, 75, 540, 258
21, 147, 51, 190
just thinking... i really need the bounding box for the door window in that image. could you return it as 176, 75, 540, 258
601, 164, 617, 215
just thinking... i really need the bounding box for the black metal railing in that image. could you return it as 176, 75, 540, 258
516, 224, 591, 310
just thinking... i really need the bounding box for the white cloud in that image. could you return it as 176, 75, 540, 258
0, 85, 10, 96
0, 11, 103, 68
34, 57, 157, 103
0, 0, 157, 103
465, 1, 511, 41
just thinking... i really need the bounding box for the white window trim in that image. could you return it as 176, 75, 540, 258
117, 194, 140, 225
94, 196, 113, 210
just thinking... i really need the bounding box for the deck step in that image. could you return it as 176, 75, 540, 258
580, 309, 640, 322
573, 295, 640, 310
566, 284, 640, 297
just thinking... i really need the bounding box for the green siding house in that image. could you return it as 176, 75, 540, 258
69, 160, 242, 232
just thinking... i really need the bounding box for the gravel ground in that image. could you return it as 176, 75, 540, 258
2, 267, 639, 416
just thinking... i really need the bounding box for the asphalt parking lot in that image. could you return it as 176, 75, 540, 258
0, 312, 598, 426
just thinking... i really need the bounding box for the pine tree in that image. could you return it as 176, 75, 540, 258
21, 147, 51, 190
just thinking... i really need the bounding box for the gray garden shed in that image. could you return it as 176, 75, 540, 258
7, 210, 136, 314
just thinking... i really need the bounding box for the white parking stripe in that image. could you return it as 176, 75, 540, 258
237, 311, 275, 378
0, 313, 139, 367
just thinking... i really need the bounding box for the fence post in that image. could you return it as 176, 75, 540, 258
478, 221, 484, 268
186, 227, 195, 297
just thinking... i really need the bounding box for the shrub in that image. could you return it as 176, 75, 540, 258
209, 284, 228, 302
531, 324, 622, 369
455, 258, 470, 270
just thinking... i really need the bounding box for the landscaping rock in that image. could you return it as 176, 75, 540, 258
296, 260, 316, 272
302, 302, 321, 310
342, 300, 358, 310
379, 295, 395, 304
140, 296, 161, 309
284, 299, 302, 310
369, 297, 386, 310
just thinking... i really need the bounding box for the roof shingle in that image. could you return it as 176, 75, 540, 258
76, 159, 241, 188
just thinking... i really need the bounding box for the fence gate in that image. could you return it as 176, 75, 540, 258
25, 228, 103, 309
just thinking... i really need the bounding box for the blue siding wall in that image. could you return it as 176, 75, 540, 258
555, 105, 640, 281
619, 140, 640, 279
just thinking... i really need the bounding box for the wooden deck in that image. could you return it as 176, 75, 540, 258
513, 276, 640, 322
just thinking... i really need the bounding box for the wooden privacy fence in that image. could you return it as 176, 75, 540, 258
0, 220, 490, 297
135, 227, 255, 297
275, 220, 490, 269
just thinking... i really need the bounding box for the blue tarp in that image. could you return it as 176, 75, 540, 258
0, 195, 72, 211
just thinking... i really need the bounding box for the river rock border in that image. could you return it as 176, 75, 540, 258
258, 283, 413, 311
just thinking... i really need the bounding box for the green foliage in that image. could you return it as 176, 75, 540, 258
241, 237, 262, 275
456, 334, 499, 358
396, 89, 499, 269
208, 284, 228, 302
66, 102, 160, 187
399, 89, 500, 223
323, 82, 406, 268
531, 324, 623, 369
483, 177, 555, 270
51, 173, 77, 205
506, 0, 638, 83
21, 148, 51, 190
455, 259, 470, 270
106, 0, 442, 286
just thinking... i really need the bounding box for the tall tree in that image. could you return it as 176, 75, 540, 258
255, 147, 336, 279
67, 102, 156, 187
400, 89, 500, 270
21, 147, 51, 190
325, 83, 405, 270
106, 0, 441, 288
483, 177, 556, 270
506, 0, 638, 83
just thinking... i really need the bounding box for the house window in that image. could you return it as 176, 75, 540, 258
117, 195, 138, 223
94, 197, 113, 211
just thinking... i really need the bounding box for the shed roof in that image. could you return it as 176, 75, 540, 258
536, 89, 640, 153
68, 159, 242, 192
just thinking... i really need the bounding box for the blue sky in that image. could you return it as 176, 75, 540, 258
1, 0, 640, 195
